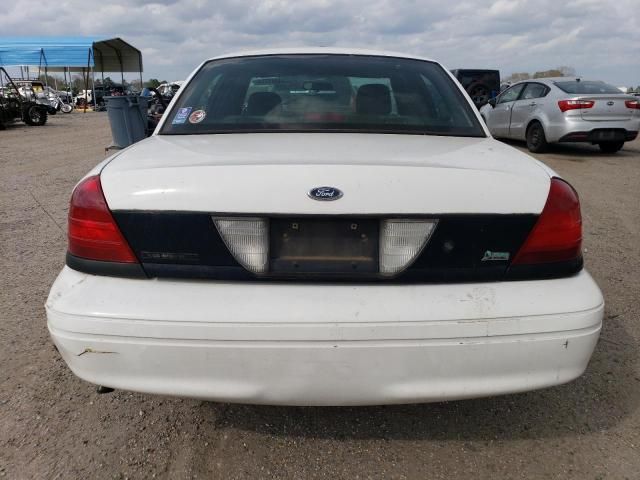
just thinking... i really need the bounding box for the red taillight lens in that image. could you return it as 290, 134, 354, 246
558, 99, 594, 112
512, 178, 582, 265
68, 175, 138, 263
625, 100, 640, 109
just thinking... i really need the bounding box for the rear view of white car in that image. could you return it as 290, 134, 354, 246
46, 49, 603, 406
480, 78, 640, 153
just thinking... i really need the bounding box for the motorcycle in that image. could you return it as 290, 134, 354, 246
49, 92, 73, 114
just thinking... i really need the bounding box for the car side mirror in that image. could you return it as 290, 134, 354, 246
488, 98, 497, 108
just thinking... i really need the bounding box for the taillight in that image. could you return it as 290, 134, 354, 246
558, 99, 594, 112
625, 100, 640, 109
512, 178, 581, 265
68, 175, 138, 263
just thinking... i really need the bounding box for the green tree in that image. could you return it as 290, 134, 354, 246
505, 72, 530, 83
71, 74, 88, 94
38, 74, 65, 88
101, 76, 115, 87
506, 66, 577, 83
129, 79, 142, 92
558, 66, 576, 77
145, 78, 161, 88
533, 69, 564, 78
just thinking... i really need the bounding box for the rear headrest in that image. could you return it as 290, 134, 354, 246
355, 84, 392, 115
246, 92, 282, 116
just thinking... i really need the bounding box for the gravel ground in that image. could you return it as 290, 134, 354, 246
1, 112, 639, 480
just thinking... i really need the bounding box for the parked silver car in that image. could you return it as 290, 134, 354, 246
479, 78, 640, 153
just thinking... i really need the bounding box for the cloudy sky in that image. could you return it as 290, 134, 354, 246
2, 0, 639, 86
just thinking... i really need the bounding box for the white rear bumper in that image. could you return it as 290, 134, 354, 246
47, 267, 603, 405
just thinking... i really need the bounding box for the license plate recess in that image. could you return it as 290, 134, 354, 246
270, 218, 378, 274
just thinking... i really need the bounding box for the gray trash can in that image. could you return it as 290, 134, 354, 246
105, 95, 149, 149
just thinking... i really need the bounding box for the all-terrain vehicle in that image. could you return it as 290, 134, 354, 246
0, 67, 49, 128
13, 80, 72, 115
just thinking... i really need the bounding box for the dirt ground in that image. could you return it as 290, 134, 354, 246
1, 112, 639, 480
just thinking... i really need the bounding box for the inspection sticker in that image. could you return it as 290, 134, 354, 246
172, 107, 192, 124
189, 109, 206, 124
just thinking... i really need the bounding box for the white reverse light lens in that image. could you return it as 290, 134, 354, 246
379, 219, 437, 276
213, 217, 269, 274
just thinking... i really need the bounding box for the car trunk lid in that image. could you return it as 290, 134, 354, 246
577, 95, 635, 121
101, 133, 550, 215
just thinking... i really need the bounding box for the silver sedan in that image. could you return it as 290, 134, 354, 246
479, 78, 640, 153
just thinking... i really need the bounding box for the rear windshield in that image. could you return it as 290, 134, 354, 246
161, 54, 484, 137
554, 80, 622, 95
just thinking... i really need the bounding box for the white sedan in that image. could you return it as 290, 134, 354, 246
46, 49, 603, 406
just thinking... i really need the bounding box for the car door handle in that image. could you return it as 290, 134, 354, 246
529, 102, 537, 106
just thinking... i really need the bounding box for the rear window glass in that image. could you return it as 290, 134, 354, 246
161, 54, 485, 137
554, 81, 622, 94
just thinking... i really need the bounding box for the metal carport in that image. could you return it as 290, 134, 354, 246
0, 36, 143, 102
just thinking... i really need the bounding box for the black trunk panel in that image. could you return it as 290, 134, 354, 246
115, 212, 240, 267
110, 211, 550, 282
412, 215, 536, 270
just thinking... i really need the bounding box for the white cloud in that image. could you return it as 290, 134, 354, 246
1, 0, 638, 86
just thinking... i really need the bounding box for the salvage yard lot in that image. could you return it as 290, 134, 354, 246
1, 112, 639, 479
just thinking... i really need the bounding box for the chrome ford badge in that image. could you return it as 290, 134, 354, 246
308, 186, 343, 201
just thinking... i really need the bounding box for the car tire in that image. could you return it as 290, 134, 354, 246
467, 83, 490, 108
23, 105, 47, 126
526, 122, 549, 153
598, 141, 624, 154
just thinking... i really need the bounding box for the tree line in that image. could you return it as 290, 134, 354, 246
503, 66, 577, 83
503, 66, 639, 93
17, 73, 169, 94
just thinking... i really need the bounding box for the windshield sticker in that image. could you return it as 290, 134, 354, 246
172, 107, 192, 125
189, 109, 206, 124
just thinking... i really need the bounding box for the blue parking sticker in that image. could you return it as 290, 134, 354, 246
172, 107, 192, 124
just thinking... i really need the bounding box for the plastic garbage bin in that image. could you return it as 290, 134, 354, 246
105, 95, 149, 149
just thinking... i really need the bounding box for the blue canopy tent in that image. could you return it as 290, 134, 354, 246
0, 36, 143, 100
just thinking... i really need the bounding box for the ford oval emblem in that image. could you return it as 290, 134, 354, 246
308, 186, 343, 201
607, 101, 615, 106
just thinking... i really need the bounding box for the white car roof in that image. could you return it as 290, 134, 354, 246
205, 47, 437, 63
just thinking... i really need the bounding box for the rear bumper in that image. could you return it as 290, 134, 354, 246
544, 115, 640, 143
558, 129, 638, 143
47, 267, 604, 405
